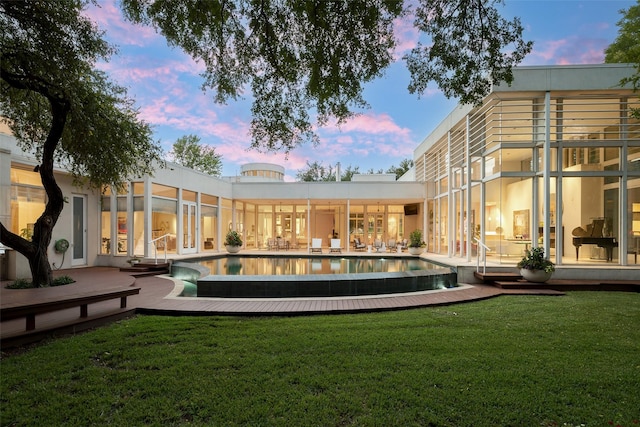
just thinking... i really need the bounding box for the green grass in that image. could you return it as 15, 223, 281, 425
1, 292, 639, 426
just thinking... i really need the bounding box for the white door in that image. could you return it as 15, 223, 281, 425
72, 194, 87, 266
182, 202, 197, 253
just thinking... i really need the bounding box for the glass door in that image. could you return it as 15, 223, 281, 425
72, 194, 87, 266
182, 202, 197, 253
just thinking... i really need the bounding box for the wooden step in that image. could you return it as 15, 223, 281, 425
120, 262, 170, 277
474, 271, 522, 283
494, 279, 639, 292
137, 262, 170, 270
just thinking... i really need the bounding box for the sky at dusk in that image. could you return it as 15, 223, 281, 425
84, 0, 636, 180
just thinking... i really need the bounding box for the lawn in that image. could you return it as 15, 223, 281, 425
1, 292, 639, 426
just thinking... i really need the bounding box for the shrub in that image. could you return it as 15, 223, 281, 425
517, 247, 555, 273
224, 230, 243, 246
408, 230, 426, 248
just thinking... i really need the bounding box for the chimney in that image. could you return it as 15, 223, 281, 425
336, 162, 341, 182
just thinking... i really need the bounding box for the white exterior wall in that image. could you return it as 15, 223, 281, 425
231, 181, 425, 202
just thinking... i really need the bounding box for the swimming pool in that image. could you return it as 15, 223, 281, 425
177, 255, 457, 298
197, 256, 445, 276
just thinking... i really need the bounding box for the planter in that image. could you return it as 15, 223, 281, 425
520, 268, 552, 283
408, 246, 424, 256
225, 245, 241, 254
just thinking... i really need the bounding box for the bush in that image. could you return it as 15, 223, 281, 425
5, 278, 33, 289
52, 275, 75, 286
5, 275, 75, 289
224, 230, 243, 246
517, 247, 555, 273
408, 229, 426, 248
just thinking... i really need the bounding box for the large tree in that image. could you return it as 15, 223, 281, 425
605, 0, 640, 118
296, 161, 336, 182
387, 158, 414, 180
0, 0, 162, 286
170, 134, 223, 176
296, 161, 361, 182
121, 0, 532, 153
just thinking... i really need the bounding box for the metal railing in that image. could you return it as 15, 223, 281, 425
149, 233, 171, 264
474, 238, 491, 274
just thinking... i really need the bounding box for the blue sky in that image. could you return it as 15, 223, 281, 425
85, 0, 635, 180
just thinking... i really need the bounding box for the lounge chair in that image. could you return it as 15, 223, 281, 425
310, 238, 323, 253
353, 237, 366, 251
330, 238, 341, 253
373, 239, 382, 251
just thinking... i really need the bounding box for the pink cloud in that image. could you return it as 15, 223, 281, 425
326, 113, 411, 140
83, 0, 157, 47
393, 14, 420, 59
100, 56, 204, 85
524, 37, 608, 66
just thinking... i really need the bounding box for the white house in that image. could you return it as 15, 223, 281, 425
1, 64, 639, 280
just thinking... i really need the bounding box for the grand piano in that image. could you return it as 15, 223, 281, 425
572, 219, 618, 262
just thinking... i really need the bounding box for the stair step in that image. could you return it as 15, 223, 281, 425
137, 262, 170, 270
120, 262, 170, 277
127, 269, 170, 278
474, 271, 522, 283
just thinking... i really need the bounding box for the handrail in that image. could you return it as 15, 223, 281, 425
149, 233, 171, 264
474, 238, 491, 274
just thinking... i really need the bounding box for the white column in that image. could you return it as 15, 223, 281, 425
543, 91, 551, 255
465, 115, 472, 261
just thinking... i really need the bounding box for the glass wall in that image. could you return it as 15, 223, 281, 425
132, 182, 145, 255
200, 193, 218, 251
629, 186, 640, 264
116, 186, 128, 255
151, 183, 177, 254
221, 198, 233, 242
349, 205, 365, 246
244, 203, 256, 249
294, 205, 307, 249
275, 204, 292, 240
10, 167, 46, 239
387, 205, 404, 246
257, 204, 272, 248
100, 188, 111, 254
419, 91, 640, 265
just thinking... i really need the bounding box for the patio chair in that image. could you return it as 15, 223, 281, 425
353, 237, 366, 251
373, 239, 382, 251
267, 238, 277, 250
330, 238, 341, 253
277, 237, 288, 250
310, 238, 323, 253
387, 238, 396, 252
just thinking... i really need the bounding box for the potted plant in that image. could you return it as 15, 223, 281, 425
224, 230, 243, 253
517, 247, 555, 282
408, 229, 426, 255
127, 255, 142, 266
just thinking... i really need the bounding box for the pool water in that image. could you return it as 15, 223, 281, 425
196, 256, 444, 276
178, 256, 458, 299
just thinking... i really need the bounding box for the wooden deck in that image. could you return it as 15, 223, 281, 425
0, 266, 590, 349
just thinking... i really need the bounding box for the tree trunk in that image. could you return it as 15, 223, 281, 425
0, 99, 68, 287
